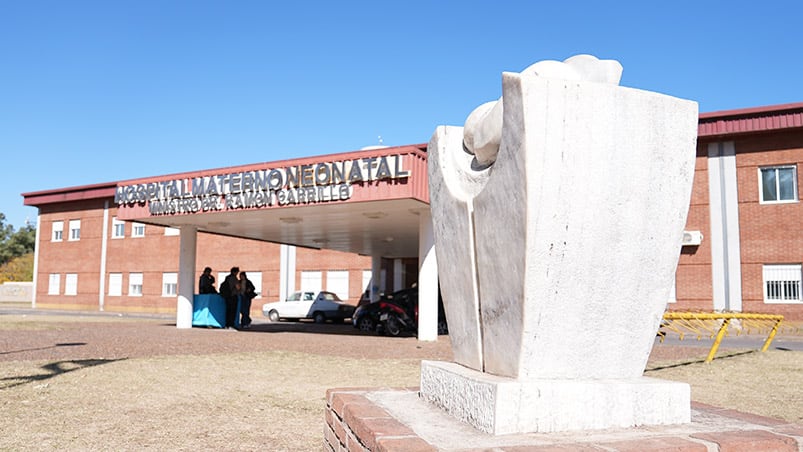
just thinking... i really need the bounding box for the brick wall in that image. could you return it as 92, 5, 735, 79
325, 388, 435, 452
675, 131, 803, 321
34, 200, 377, 314
735, 132, 803, 320
36, 199, 108, 310
676, 149, 714, 309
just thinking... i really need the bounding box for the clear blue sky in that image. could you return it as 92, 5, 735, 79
2, 1, 802, 228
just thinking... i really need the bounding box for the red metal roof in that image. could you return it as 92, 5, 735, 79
698, 102, 803, 138
22, 181, 118, 206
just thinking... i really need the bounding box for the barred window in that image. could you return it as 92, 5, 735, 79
763, 264, 802, 303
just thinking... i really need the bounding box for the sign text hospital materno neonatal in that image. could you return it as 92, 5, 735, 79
115, 155, 410, 215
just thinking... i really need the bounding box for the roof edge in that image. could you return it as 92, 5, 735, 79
23, 144, 429, 206
699, 101, 803, 121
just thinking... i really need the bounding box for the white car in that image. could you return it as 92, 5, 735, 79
262, 291, 355, 323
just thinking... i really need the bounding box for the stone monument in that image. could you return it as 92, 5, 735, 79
423, 54, 699, 434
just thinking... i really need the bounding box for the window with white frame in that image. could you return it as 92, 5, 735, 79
327, 270, 349, 301
129, 273, 143, 296
65, 273, 78, 296
245, 271, 263, 299
108, 273, 123, 296
112, 217, 125, 238
164, 227, 180, 236
48, 273, 60, 295
301, 271, 322, 293
759, 166, 798, 203
132, 222, 145, 238
763, 264, 802, 303
52, 221, 63, 242
162, 272, 178, 297
68, 219, 81, 241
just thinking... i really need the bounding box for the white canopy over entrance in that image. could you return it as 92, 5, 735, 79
112, 144, 439, 340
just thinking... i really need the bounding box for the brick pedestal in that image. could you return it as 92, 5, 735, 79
325, 388, 802, 452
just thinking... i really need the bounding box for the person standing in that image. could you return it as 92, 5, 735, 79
239, 271, 256, 329
198, 267, 217, 294
220, 267, 240, 329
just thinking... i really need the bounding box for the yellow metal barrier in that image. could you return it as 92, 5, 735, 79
659, 312, 785, 363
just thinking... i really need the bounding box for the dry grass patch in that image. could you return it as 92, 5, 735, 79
0, 350, 423, 451
646, 349, 803, 423
1, 311, 800, 451
0, 313, 162, 330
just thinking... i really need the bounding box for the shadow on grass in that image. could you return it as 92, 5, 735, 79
645, 350, 756, 372
0, 342, 87, 356
0, 357, 127, 390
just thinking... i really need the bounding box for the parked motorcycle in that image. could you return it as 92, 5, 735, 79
378, 299, 416, 337
377, 287, 449, 337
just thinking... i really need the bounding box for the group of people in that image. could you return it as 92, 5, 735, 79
199, 266, 257, 329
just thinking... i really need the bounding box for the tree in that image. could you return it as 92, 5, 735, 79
0, 253, 33, 283
2, 223, 35, 264
0, 213, 36, 271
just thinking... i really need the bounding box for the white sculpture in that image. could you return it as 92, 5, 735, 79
464, 55, 624, 167
423, 55, 699, 434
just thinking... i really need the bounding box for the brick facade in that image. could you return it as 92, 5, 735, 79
34, 200, 374, 315
676, 121, 803, 320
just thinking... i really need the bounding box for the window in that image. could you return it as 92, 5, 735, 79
129, 273, 143, 296
301, 271, 322, 293
759, 166, 798, 203
112, 217, 125, 238
327, 270, 349, 301
48, 274, 60, 295
65, 273, 78, 296
108, 273, 123, 296
245, 271, 263, 299
52, 221, 63, 242
763, 264, 802, 303
164, 227, 180, 236
162, 272, 178, 297
132, 222, 145, 238
68, 219, 81, 241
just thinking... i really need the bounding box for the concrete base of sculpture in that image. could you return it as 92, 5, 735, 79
420, 360, 691, 435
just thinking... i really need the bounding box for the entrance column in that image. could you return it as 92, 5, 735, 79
370, 255, 382, 302
418, 209, 438, 341
393, 259, 404, 291
176, 226, 197, 329
279, 244, 296, 302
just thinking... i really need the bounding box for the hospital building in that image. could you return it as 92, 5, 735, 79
21, 101, 803, 334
